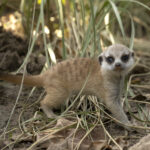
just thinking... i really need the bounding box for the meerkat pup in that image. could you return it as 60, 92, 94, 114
0, 44, 134, 129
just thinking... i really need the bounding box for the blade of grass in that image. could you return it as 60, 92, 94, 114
17, 10, 41, 72
80, 0, 85, 33
104, 12, 115, 44
81, 3, 110, 56
119, 0, 150, 11
129, 14, 135, 49
109, 0, 125, 37
41, 0, 50, 67
1, 67, 26, 139
89, 0, 96, 56
57, 0, 66, 59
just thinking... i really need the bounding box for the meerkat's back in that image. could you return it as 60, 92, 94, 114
42, 58, 103, 95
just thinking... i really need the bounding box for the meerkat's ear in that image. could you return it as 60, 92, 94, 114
98, 53, 103, 65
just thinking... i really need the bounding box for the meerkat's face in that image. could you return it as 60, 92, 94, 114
99, 44, 134, 74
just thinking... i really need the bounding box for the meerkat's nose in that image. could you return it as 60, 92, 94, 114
115, 62, 121, 68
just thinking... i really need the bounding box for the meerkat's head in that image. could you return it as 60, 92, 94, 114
98, 44, 134, 75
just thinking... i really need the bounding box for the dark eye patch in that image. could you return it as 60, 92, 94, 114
121, 54, 129, 62
98, 55, 103, 65
105, 56, 114, 64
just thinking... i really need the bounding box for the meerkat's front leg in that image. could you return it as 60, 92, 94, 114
104, 91, 131, 130
105, 98, 130, 125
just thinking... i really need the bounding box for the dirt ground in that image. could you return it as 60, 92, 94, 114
0, 26, 46, 149
0, 25, 150, 149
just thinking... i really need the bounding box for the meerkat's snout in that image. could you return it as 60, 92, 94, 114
114, 62, 122, 71
113, 61, 124, 72
115, 62, 121, 67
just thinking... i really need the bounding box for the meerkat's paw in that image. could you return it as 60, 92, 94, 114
41, 104, 57, 118
123, 122, 139, 132
46, 109, 58, 118
116, 119, 132, 131
123, 122, 133, 131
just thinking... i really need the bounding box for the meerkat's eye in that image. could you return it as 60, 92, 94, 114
121, 54, 129, 63
106, 56, 114, 64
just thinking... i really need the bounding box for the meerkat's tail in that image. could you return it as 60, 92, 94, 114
0, 73, 44, 87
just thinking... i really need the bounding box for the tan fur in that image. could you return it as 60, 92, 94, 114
0, 44, 134, 129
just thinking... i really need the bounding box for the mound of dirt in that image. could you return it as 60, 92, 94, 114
0, 26, 45, 73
